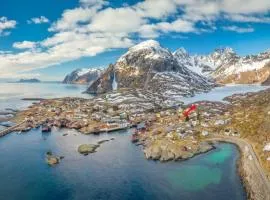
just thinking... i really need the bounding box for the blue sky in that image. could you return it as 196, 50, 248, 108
0, 0, 270, 80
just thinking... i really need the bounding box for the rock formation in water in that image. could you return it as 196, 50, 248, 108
63, 68, 104, 85
17, 78, 41, 83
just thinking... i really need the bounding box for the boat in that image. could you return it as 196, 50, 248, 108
21, 127, 31, 132
42, 124, 51, 132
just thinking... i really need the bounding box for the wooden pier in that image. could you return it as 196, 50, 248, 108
0, 121, 25, 137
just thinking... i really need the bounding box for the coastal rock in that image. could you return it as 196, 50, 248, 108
45, 151, 61, 166
78, 144, 100, 155
144, 145, 162, 160
46, 156, 59, 165
97, 139, 110, 144
143, 138, 214, 162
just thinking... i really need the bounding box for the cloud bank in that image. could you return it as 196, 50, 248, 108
1, 0, 270, 78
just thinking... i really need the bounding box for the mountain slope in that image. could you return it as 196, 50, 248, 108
213, 51, 270, 84
86, 40, 214, 98
63, 68, 104, 85
174, 47, 270, 85
173, 47, 239, 77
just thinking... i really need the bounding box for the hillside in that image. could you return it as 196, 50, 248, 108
86, 40, 214, 98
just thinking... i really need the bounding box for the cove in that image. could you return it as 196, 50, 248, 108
0, 128, 246, 200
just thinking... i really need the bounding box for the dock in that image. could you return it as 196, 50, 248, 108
0, 121, 25, 137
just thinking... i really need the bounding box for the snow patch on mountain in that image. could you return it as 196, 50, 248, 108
63, 67, 104, 84
117, 40, 172, 64
87, 40, 215, 98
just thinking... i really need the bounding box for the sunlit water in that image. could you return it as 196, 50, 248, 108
0, 82, 91, 112
181, 84, 269, 104
0, 83, 267, 200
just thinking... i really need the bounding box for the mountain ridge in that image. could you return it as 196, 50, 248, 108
63, 67, 104, 85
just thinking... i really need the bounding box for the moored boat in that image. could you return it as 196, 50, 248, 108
42, 124, 51, 132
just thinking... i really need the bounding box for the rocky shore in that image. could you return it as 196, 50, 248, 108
5, 87, 270, 199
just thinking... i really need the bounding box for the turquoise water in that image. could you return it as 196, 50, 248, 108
0, 128, 246, 200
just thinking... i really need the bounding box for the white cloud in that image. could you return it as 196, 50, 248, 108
13, 41, 37, 49
135, 0, 178, 19
89, 7, 144, 33
0, 17, 16, 36
222, 25, 254, 33
27, 16, 50, 24
221, 0, 270, 14
1, 0, 270, 78
225, 14, 270, 23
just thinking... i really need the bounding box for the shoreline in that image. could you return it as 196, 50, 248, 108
206, 136, 270, 200
1, 121, 269, 199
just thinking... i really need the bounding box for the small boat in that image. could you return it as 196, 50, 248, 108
42, 124, 51, 132
21, 127, 31, 132
131, 133, 139, 143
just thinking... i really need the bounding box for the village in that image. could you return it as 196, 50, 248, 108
9, 88, 242, 162
1, 87, 270, 199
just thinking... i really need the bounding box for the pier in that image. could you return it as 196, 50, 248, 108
0, 121, 25, 137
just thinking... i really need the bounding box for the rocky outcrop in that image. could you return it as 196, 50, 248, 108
143, 139, 214, 162
86, 40, 214, 97
17, 78, 41, 83
45, 151, 63, 166
77, 144, 100, 155
63, 68, 104, 85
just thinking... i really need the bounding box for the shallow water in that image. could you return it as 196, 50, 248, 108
0, 128, 246, 200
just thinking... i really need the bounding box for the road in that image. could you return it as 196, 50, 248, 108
207, 135, 270, 200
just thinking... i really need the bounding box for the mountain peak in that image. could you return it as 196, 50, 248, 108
213, 47, 235, 55
173, 47, 189, 57
63, 67, 104, 84
117, 40, 171, 63
130, 40, 161, 51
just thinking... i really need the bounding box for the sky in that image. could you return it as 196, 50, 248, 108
0, 0, 270, 81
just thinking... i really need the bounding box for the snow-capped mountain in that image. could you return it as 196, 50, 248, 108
173, 47, 239, 77
213, 51, 270, 84
174, 47, 270, 84
87, 40, 214, 98
63, 68, 104, 85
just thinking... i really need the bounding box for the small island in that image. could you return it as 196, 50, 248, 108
17, 78, 41, 83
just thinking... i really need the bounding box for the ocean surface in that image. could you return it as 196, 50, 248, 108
0, 82, 90, 112
0, 82, 268, 200
181, 84, 269, 104
0, 128, 246, 200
